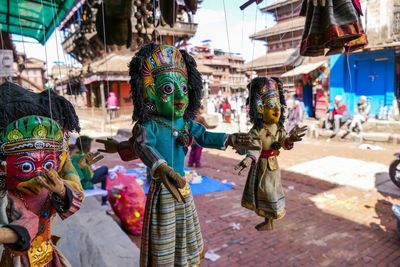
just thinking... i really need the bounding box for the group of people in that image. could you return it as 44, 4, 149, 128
209, 94, 246, 123
324, 95, 370, 138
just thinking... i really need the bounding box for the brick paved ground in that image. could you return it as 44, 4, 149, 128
196, 152, 400, 267
93, 139, 400, 266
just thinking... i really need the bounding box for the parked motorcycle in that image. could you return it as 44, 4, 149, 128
389, 153, 400, 188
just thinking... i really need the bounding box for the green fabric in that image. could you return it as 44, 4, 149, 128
0, 0, 77, 44
0, 115, 62, 143
71, 151, 94, 190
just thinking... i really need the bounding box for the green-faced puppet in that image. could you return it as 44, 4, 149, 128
141, 45, 189, 120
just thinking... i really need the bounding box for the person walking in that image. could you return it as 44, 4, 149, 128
188, 106, 217, 168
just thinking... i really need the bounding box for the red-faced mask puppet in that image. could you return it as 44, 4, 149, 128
0, 116, 65, 195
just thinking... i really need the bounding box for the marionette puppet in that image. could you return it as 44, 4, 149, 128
235, 77, 307, 231
97, 43, 259, 266
0, 82, 88, 267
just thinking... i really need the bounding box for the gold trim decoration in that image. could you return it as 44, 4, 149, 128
1, 139, 62, 155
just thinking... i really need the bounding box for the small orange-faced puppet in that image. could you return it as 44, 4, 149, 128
235, 77, 307, 231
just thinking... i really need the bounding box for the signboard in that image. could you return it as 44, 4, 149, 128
0, 50, 13, 77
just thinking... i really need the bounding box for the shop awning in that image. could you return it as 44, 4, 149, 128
280, 61, 326, 77
0, 0, 78, 44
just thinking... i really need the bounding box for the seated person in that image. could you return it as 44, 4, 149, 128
349, 95, 370, 133
71, 135, 108, 205
325, 95, 350, 135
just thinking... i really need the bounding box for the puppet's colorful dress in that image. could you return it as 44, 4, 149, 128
133, 117, 227, 267
300, 0, 367, 56
0, 82, 84, 267
242, 124, 293, 220
0, 173, 83, 267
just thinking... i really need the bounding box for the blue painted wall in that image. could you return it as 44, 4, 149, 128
329, 49, 395, 117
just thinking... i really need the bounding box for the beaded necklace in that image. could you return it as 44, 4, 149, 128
150, 116, 190, 147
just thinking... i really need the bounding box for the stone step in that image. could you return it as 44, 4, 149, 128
305, 126, 399, 144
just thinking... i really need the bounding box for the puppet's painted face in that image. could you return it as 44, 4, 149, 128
146, 72, 189, 120
4, 151, 60, 193
259, 95, 281, 125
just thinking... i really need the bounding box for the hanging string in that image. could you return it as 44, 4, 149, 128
346, 49, 353, 94
99, 0, 113, 138
48, 0, 84, 157
16, 0, 31, 91
39, 0, 57, 158
50, 0, 68, 95
222, 0, 231, 55
248, 3, 259, 132
49, 0, 74, 102
241, 10, 245, 54
222, 0, 237, 131
240, 9, 247, 131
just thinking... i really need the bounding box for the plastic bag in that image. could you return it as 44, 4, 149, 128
107, 170, 146, 236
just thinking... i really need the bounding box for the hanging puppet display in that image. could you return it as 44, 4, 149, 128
97, 43, 259, 266
0, 82, 84, 267
235, 77, 307, 231
300, 0, 367, 56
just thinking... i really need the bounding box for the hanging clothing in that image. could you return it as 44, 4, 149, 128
300, 0, 368, 56
132, 117, 227, 267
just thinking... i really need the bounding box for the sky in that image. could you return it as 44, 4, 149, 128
13, 0, 276, 71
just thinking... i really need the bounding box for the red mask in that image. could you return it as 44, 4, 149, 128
3, 151, 60, 190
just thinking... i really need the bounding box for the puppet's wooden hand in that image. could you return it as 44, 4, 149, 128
36, 168, 66, 198
226, 133, 261, 151
78, 152, 104, 168
234, 156, 254, 175
288, 125, 307, 143
155, 164, 186, 203
0, 227, 19, 244
96, 138, 120, 153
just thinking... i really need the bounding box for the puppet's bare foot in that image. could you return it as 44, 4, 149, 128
255, 219, 274, 231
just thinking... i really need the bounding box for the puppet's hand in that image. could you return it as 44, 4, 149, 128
226, 133, 260, 151
288, 125, 308, 143
155, 164, 186, 203
0, 227, 19, 244
36, 168, 66, 198
96, 138, 120, 153
78, 151, 104, 168
234, 156, 254, 175
17, 179, 42, 196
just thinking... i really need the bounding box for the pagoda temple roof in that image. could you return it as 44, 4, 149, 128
250, 17, 305, 41
261, 0, 300, 13
241, 48, 296, 71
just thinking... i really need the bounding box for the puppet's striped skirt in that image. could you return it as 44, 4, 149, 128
140, 180, 203, 267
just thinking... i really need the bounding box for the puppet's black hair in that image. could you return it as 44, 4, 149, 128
0, 81, 80, 132
129, 43, 202, 123
247, 77, 286, 130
